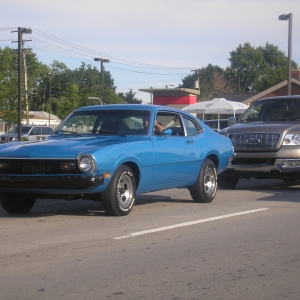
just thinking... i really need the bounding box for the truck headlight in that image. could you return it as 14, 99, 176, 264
283, 134, 300, 145
78, 155, 95, 174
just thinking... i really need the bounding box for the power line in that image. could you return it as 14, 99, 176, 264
30, 27, 195, 70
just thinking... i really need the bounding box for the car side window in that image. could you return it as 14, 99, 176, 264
156, 112, 184, 136
183, 116, 203, 136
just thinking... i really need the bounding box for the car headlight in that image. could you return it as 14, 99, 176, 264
78, 155, 95, 174
283, 133, 300, 145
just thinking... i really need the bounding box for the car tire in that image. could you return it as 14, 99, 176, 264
189, 158, 217, 203
101, 165, 136, 216
0, 193, 36, 214
218, 175, 239, 189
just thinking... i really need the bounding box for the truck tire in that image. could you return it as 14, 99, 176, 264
218, 175, 239, 189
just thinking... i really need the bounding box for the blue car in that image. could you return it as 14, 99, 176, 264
0, 105, 233, 216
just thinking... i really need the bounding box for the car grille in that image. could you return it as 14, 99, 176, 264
229, 133, 281, 150
0, 159, 80, 174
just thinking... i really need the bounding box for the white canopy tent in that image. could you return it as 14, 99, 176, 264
182, 98, 249, 130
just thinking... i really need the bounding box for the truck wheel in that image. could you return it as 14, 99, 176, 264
101, 165, 136, 216
189, 158, 217, 203
218, 175, 239, 189
0, 193, 36, 214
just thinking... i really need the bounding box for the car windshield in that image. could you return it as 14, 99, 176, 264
8, 126, 31, 134
239, 99, 300, 123
54, 109, 151, 136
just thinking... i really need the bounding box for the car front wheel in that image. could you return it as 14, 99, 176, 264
101, 165, 136, 216
0, 193, 36, 214
189, 158, 217, 203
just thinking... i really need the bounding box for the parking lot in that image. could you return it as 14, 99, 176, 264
1, 178, 300, 299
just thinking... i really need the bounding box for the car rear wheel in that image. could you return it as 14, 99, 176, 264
218, 175, 239, 189
101, 165, 136, 216
0, 193, 36, 214
189, 158, 217, 203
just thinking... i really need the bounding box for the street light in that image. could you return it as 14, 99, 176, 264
165, 84, 174, 89
191, 69, 200, 94
279, 13, 293, 95
88, 97, 103, 105
94, 58, 110, 101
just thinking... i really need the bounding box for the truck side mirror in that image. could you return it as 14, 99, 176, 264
228, 117, 236, 127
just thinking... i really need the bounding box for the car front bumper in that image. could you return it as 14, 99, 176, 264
221, 158, 300, 179
0, 174, 104, 192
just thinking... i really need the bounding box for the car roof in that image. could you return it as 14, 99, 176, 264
75, 104, 194, 117
257, 95, 300, 102
13, 125, 52, 128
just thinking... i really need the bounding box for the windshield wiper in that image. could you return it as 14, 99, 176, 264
98, 130, 127, 137
54, 130, 81, 136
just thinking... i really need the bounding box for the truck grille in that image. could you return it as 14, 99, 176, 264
229, 133, 281, 150
231, 157, 276, 166
0, 159, 79, 174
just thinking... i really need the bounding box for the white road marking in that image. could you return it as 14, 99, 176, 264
113, 208, 269, 240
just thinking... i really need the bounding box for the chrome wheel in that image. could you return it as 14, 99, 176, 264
102, 165, 136, 216
117, 172, 134, 209
204, 166, 217, 196
189, 158, 217, 203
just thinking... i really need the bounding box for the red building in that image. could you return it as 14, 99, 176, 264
139, 88, 199, 110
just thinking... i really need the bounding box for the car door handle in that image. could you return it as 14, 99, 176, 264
187, 140, 194, 144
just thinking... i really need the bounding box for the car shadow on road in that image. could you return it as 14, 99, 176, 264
233, 178, 300, 203
135, 194, 193, 205
0, 193, 195, 218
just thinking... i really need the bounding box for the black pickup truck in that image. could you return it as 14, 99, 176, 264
218, 95, 300, 189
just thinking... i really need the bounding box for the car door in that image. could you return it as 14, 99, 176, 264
151, 112, 202, 186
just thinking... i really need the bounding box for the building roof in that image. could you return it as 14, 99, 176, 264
242, 78, 300, 105
216, 93, 257, 102
139, 88, 200, 96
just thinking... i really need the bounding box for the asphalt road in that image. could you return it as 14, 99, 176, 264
1, 178, 300, 299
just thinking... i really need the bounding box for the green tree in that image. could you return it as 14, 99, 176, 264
118, 89, 142, 104
179, 64, 233, 100
226, 42, 298, 92
179, 74, 197, 89
0, 47, 18, 112
56, 83, 80, 119
0, 47, 47, 125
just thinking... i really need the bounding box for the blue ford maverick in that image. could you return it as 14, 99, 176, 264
0, 105, 233, 216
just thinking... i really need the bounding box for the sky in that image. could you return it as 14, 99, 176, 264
1, 0, 299, 103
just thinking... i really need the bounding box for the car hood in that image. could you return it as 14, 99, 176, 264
0, 136, 129, 158
222, 122, 300, 135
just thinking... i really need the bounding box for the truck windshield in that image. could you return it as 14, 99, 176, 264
239, 99, 300, 123
8, 126, 32, 134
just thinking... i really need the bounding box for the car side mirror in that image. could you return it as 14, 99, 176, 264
228, 117, 236, 127
162, 128, 172, 136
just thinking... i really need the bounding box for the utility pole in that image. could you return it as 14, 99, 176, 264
13, 27, 32, 140
48, 72, 55, 127
22, 38, 32, 124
